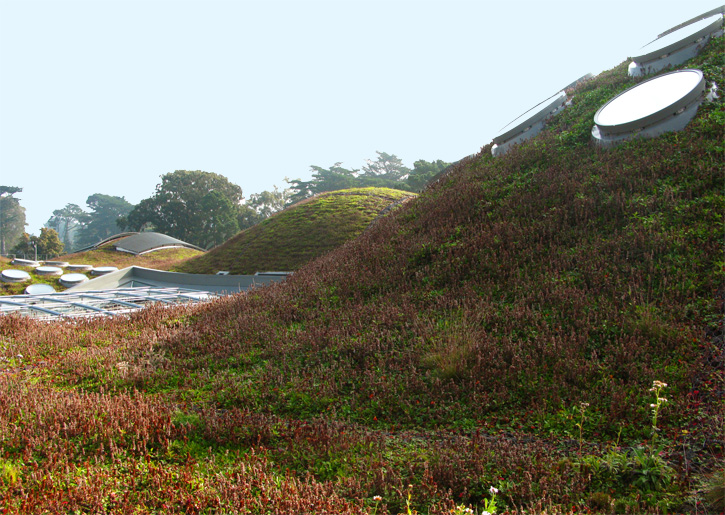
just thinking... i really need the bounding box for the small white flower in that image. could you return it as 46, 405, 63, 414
373, 495, 382, 502
482, 511, 492, 515
650, 403, 657, 408
489, 486, 499, 494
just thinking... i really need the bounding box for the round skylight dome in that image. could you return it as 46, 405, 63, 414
629, 12, 724, 76
91, 266, 119, 276
67, 264, 93, 272
25, 283, 56, 295
59, 273, 89, 287
1, 269, 31, 283
592, 69, 706, 146
35, 266, 63, 277
11, 258, 40, 268
491, 91, 568, 157
44, 261, 69, 268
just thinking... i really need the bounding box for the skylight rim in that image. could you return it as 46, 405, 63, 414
630, 14, 723, 64
492, 91, 568, 145
593, 69, 705, 135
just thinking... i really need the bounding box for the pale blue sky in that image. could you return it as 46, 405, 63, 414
0, 0, 720, 233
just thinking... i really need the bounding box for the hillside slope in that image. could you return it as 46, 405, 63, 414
176, 187, 415, 275
58, 245, 203, 271
0, 39, 722, 514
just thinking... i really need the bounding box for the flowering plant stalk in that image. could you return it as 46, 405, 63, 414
576, 402, 589, 455
649, 380, 668, 446
481, 486, 499, 514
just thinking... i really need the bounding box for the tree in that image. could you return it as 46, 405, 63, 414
286, 164, 360, 203
12, 228, 64, 259
0, 186, 26, 255
46, 203, 85, 252
121, 170, 243, 249
406, 159, 451, 191
238, 185, 293, 230
74, 194, 134, 249
285, 151, 440, 204
36, 227, 64, 256
361, 151, 411, 181
196, 191, 240, 249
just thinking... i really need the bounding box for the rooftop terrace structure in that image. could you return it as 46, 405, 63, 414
0, 266, 289, 319
0, 287, 217, 320
66, 266, 287, 294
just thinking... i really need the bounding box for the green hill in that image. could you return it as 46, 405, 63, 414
175, 187, 416, 275
59, 244, 203, 271
0, 38, 722, 514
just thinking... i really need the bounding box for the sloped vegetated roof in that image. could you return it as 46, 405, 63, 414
77, 232, 204, 255
176, 187, 416, 275
59, 238, 204, 271
0, 31, 722, 515
111, 232, 205, 255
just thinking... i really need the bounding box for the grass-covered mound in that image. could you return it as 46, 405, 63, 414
0, 39, 723, 514
175, 187, 416, 275
59, 245, 203, 271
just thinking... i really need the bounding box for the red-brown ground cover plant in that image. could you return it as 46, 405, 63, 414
0, 38, 723, 514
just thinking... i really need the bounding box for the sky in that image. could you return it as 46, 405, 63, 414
0, 0, 721, 234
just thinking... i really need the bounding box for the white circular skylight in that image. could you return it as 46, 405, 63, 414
491, 91, 568, 157
629, 12, 724, 76
592, 69, 707, 146
59, 273, 89, 287
632, 14, 723, 63
67, 264, 93, 272
11, 258, 40, 268
35, 266, 63, 277
1, 270, 31, 283
493, 91, 568, 145
26, 283, 56, 295
594, 69, 705, 134
44, 261, 69, 268
91, 266, 119, 276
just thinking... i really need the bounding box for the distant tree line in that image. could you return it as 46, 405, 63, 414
18, 151, 447, 253
119, 170, 245, 250
285, 151, 450, 204
118, 152, 446, 250
45, 194, 134, 253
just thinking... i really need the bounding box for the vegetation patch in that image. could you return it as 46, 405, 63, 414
176, 187, 416, 275
58, 245, 203, 271
0, 38, 723, 514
